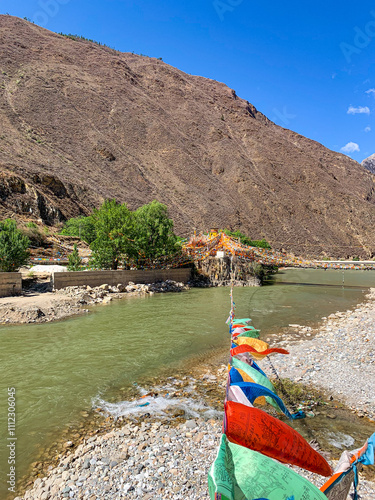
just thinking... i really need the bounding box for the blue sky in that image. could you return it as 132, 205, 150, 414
2, 0, 375, 162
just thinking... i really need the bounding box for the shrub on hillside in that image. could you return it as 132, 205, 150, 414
22, 225, 47, 247
221, 229, 271, 248
0, 219, 30, 271
60, 216, 96, 244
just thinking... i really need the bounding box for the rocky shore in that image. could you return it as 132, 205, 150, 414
0, 280, 189, 325
15, 288, 375, 500
19, 417, 222, 500
16, 369, 375, 500
271, 288, 375, 421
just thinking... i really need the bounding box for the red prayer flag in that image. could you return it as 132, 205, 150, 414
225, 401, 333, 477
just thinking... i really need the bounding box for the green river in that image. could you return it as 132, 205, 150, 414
1, 269, 374, 497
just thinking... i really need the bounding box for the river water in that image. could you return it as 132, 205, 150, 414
0, 269, 374, 497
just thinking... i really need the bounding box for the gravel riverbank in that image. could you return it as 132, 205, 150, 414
16, 421, 375, 500
272, 288, 375, 421
15, 289, 375, 500
16, 372, 375, 500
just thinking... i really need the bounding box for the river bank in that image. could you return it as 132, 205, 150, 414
15, 371, 375, 500
271, 287, 375, 421
0, 281, 189, 325
16, 419, 375, 500
15, 289, 375, 499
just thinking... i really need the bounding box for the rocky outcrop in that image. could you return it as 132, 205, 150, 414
194, 256, 263, 286
362, 154, 375, 174
0, 171, 90, 224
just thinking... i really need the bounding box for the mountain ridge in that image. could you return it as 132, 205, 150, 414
362, 154, 375, 175
0, 15, 374, 257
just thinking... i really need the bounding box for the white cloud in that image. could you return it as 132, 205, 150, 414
365, 88, 375, 95
347, 106, 370, 115
365, 126, 371, 132
341, 142, 360, 153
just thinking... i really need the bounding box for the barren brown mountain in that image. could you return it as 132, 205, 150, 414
0, 16, 374, 257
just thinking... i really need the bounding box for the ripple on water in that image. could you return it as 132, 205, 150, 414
93, 381, 223, 421
326, 431, 355, 450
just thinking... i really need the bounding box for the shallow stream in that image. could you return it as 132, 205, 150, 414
0, 269, 374, 497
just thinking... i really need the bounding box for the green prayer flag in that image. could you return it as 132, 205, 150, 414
208, 435, 328, 500
235, 329, 260, 339
234, 318, 252, 324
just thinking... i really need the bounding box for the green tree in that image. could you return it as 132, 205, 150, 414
60, 216, 96, 244
89, 200, 135, 269
67, 244, 82, 271
133, 201, 178, 259
0, 219, 30, 271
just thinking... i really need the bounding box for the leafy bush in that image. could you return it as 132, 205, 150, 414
90, 200, 135, 270
87, 199, 179, 269
0, 219, 30, 271
221, 229, 271, 248
133, 201, 178, 259
250, 238, 271, 249
60, 216, 96, 244
62, 200, 180, 269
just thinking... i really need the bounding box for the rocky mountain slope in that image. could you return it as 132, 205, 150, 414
0, 16, 374, 257
362, 154, 375, 175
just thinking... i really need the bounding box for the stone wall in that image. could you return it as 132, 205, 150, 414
0, 272, 22, 297
52, 268, 192, 290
